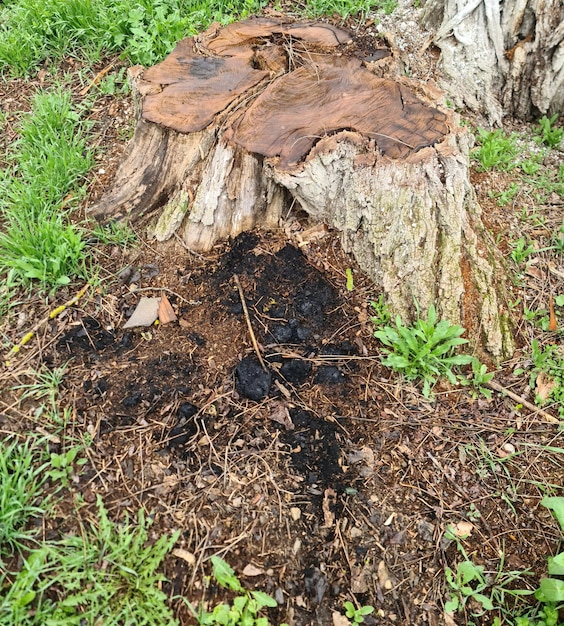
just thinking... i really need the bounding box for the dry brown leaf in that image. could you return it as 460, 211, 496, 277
123, 297, 160, 328
351, 565, 369, 593
443, 611, 457, 626
536, 371, 556, 402
242, 564, 264, 577
453, 521, 473, 538
332, 612, 351, 626
268, 401, 293, 429
377, 560, 392, 590
172, 548, 196, 565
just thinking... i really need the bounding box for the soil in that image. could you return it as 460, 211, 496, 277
1, 4, 563, 626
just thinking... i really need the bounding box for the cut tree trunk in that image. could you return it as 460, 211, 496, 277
421, 0, 564, 123
89, 16, 514, 358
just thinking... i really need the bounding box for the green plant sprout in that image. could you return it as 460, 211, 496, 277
518, 340, 564, 419
536, 497, 564, 605
510, 237, 536, 265
534, 115, 563, 148
444, 525, 533, 621
47, 445, 87, 488
473, 128, 519, 171
373, 303, 473, 398
343, 601, 374, 623
185, 556, 281, 626
369, 294, 391, 328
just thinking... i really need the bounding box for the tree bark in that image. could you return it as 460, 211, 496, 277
421, 0, 564, 123
89, 17, 514, 358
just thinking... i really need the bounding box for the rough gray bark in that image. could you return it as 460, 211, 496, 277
421, 0, 564, 123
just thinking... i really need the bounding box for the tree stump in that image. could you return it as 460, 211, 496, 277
89, 16, 514, 358
421, 0, 564, 123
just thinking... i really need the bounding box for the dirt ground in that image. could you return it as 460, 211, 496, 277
1, 6, 564, 626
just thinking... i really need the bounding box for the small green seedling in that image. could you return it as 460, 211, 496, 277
473, 128, 519, 171
343, 601, 374, 624
535, 115, 563, 148
186, 556, 280, 626
445, 559, 495, 615
345, 268, 354, 291
47, 446, 87, 487
536, 497, 564, 605
510, 237, 536, 265
369, 295, 391, 328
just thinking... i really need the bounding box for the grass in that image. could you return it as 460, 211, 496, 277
0, 87, 91, 290
0, 0, 268, 76
0, 436, 48, 564
1, 497, 180, 626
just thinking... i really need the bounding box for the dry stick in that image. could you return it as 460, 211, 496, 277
233, 274, 267, 371
3, 283, 90, 367
79, 62, 115, 96
485, 380, 560, 424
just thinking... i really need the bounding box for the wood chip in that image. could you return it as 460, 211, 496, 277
322, 488, 337, 527
290, 507, 301, 521
158, 294, 177, 324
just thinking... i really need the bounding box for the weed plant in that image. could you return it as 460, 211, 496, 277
373, 303, 474, 398
520, 340, 564, 420
534, 115, 563, 149
186, 555, 279, 625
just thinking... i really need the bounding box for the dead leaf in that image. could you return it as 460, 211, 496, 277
123, 297, 160, 328
443, 611, 457, 626
158, 294, 177, 324
549, 294, 558, 331
536, 371, 556, 402
351, 565, 369, 593
332, 611, 351, 626
525, 266, 544, 280
453, 521, 473, 538
377, 560, 393, 590
268, 401, 293, 429
172, 548, 196, 565
242, 564, 264, 577
322, 488, 337, 527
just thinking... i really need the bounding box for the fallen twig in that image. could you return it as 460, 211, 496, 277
233, 274, 267, 371
486, 380, 560, 424
79, 62, 115, 96
4, 284, 90, 367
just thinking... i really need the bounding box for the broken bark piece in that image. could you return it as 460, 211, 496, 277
123, 297, 160, 328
